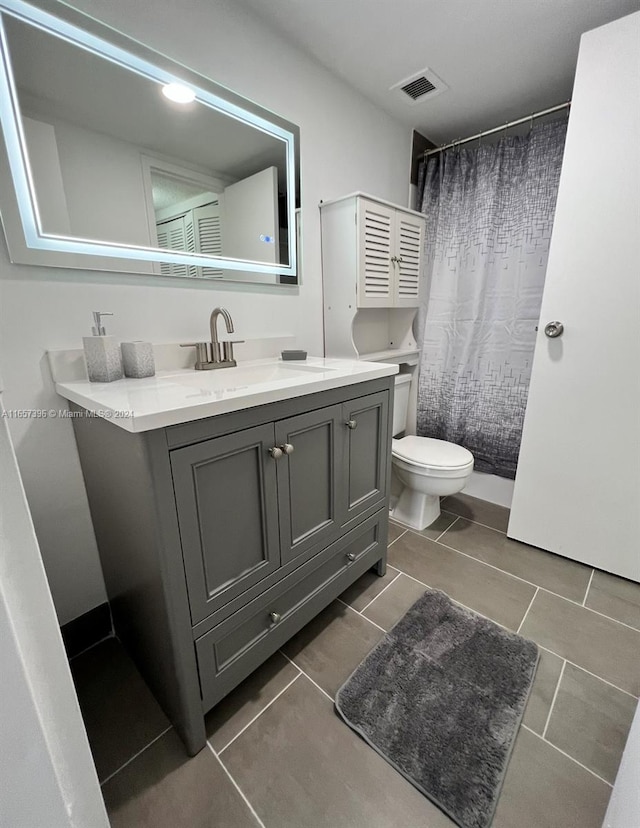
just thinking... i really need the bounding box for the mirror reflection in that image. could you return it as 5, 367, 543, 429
0, 8, 298, 282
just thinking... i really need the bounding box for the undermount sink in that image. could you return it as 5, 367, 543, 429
165, 360, 337, 389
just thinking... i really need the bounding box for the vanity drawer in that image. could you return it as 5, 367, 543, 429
196, 510, 387, 711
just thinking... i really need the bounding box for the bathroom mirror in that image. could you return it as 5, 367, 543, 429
0, 0, 300, 284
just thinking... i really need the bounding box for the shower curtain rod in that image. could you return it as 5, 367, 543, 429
423, 101, 571, 157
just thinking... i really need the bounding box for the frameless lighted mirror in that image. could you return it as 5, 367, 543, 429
0, 0, 299, 283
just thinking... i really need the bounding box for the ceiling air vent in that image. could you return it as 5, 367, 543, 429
390, 67, 448, 105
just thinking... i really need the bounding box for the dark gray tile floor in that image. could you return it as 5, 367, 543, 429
71, 493, 640, 828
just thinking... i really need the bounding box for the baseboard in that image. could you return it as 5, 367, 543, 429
462, 471, 514, 508
61, 602, 112, 659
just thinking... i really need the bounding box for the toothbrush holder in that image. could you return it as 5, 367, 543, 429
121, 341, 155, 379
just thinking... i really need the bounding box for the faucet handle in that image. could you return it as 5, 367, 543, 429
221, 340, 244, 365
180, 342, 211, 368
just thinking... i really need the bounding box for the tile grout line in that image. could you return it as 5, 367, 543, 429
335, 597, 387, 633
218, 672, 302, 755
387, 527, 408, 547
279, 650, 334, 702
435, 512, 509, 536
207, 742, 267, 828
396, 569, 511, 631
429, 537, 640, 631
99, 724, 173, 787
382, 564, 639, 696
433, 514, 461, 543
516, 587, 539, 634
542, 659, 566, 739
536, 645, 638, 699
359, 571, 403, 613
582, 569, 595, 606
521, 724, 613, 788
68, 632, 116, 663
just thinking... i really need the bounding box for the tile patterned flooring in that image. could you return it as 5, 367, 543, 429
71, 493, 640, 827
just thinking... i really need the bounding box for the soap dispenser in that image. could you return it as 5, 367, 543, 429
83, 311, 124, 382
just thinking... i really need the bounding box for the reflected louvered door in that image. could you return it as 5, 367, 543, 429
156, 216, 189, 278
194, 203, 224, 279
357, 199, 394, 307
394, 213, 423, 307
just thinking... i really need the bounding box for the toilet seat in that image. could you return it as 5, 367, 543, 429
392, 436, 474, 475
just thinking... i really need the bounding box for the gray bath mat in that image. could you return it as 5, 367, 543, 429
335, 590, 539, 828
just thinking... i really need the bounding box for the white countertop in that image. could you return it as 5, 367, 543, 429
54, 357, 398, 433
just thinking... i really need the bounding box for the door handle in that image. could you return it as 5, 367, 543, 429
346, 419, 357, 430
544, 321, 564, 338
279, 443, 294, 455
268, 446, 283, 459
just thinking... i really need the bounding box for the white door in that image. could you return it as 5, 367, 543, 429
508, 12, 640, 582
221, 167, 279, 263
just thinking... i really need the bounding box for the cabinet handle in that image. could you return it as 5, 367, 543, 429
346, 552, 356, 562
268, 446, 283, 459
269, 611, 281, 624
346, 419, 357, 430
279, 443, 294, 456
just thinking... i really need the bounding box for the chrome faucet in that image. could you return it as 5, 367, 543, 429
181, 307, 243, 370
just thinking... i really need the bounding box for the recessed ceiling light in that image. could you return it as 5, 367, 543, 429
161, 83, 196, 104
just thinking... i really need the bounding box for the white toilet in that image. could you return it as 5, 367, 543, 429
391, 373, 474, 530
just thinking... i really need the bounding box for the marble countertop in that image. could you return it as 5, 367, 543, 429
54, 356, 398, 433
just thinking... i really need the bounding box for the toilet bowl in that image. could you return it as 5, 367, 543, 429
391, 436, 474, 530
390, 373, 474, 530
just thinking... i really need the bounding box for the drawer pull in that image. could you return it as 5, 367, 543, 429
279, 443, 295, 456
346, 419, 357, 430
268, 446, 283, 460
269, 611, 282, 624
346, 552, 356, 562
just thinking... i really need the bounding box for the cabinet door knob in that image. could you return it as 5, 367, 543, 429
346, 552, 356, 562
268, 446, 283, 459
269, 611, 281, 624
279, 443, 294, 455
346, 419, 357, 430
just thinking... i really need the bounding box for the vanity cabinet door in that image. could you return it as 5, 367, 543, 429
275, 405, 344, 565
342, 391, 390, 526
171, 424, 281, 624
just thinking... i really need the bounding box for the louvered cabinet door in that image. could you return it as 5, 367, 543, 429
194, 203, 224, 279
394, 212, 423, 307
156, 215, 189, 278
356, 199, 395, 307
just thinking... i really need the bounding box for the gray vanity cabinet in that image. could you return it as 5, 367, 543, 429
171, 424, 281, 624
70, 375, 393, 757
275, 404, 343, 565
342, 391, 389, 526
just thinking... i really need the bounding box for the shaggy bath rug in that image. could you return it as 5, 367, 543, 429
336, 589, 539, 828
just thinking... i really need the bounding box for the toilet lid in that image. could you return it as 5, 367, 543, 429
392, 436, 474, 469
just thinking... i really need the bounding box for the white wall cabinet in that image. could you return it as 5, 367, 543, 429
321, 193, 424, 362
357, 197, 423, 308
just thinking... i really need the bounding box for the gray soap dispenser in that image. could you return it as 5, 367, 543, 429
83, 311, 124, 382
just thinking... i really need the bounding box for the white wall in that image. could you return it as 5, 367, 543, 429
0, 0, 411, 623
0, 395, 109, 827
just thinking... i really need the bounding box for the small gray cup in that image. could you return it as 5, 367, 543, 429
121, 341, 155, 378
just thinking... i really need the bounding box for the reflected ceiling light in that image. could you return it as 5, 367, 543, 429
161, 83, 196, 104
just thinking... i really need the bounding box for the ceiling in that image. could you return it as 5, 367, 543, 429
238, 0, 639, 143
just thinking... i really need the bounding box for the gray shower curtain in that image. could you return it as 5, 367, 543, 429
416, 119, 567, 479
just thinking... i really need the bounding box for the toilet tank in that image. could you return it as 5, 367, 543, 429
393, 373, 412, 436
